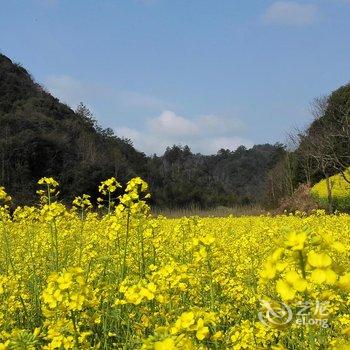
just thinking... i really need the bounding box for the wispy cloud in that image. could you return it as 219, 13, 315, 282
262, 1, 321, 27
115, 110, 252, 155
44, 74, 168, 111
118, 91, 165, 110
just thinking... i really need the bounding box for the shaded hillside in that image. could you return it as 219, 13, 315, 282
0, 54, 284, 208
0, 54, 147, 204
147, 144, 286, 208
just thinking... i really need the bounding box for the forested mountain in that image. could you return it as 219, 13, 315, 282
147, 144, 285, 208
0, 53, 285, 208
0, 54, 147, 204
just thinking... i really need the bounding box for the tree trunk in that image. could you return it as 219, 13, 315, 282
325, 174, 334, 213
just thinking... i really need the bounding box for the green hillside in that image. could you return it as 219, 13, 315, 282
0, 54, 285, 208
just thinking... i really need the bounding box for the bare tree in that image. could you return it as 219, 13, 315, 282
322, 103, 350, 183
296, 96, 350, 212
287, 127, 313, 184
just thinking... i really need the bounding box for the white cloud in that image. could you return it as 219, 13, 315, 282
148, 110, 198, 136
115, 110, 253, 155
262, 1, 320, 26
44, 75, 252, 155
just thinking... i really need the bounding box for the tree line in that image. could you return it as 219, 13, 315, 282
268, 83, 350, 212
1, 53, 349, 211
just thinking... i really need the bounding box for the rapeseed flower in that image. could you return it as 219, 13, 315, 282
0, 177, 349, 348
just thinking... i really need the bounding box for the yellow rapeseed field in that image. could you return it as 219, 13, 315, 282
0, 177, 350, 349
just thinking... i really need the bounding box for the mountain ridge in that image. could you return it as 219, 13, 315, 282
0, 53, 285, 208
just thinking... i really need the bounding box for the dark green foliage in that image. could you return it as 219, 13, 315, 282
0, 54, 147, 205
146, 144, 286, 208
0, 54, 284, 208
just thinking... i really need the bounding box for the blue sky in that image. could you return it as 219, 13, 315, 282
1, 0, 350, 154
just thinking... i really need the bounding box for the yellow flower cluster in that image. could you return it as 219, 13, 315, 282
37, 177, 60, 204
98, 177, 121, 195
0, 177, 349, 349
0, 187, 11, 203
42, 267, 94, 311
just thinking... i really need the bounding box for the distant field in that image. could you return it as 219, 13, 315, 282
0, 178, 350, 349
152, 204, 265, 218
